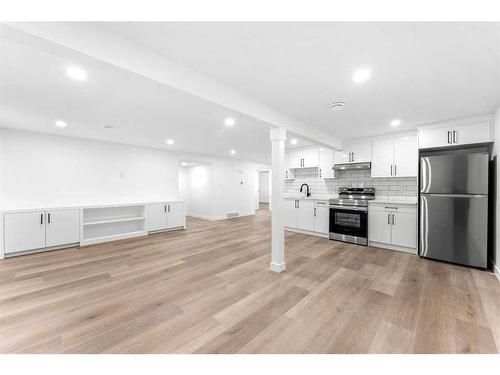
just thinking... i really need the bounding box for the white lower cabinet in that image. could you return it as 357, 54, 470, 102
368, 203, 417, 252
313, 201, 330, 234
4, 209, 80, 254
166, 202, 185, 228
297, 200, 314, 232
4, 211, 46, 254
285, 199, 329, 235
146, 202, 185, 232
46, 209, 80, 247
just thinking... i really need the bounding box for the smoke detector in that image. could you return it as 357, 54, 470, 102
329, 101, 345, 111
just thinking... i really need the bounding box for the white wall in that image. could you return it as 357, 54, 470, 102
185, 164, 214, 220
259, 171, 270, 203
493, 106, 500, 279
0, 129, 180, 209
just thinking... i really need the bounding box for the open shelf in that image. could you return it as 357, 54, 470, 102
82, 204, 146, 245
83, 216, 145, 226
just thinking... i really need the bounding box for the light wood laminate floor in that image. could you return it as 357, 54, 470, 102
1, 208, 499, 354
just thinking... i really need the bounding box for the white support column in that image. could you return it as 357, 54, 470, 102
270, 127, 286, 273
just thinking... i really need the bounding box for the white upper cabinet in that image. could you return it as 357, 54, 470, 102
371, 138, 394, 178
393, 135, 417, 177
318, 148, 335, 179
286, 147, 322, 170
371, 135, 417, 178
334, 140, 371, 164
418, 120, 492, 149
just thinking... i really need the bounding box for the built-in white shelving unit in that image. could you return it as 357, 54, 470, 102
81, 204, 147, 246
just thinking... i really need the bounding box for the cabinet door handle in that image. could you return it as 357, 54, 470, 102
453, 130, 457, 144
394, 164, 397, 176
319, 169, 322, 178
392, 213, 395, 225
447, 130, 451, 144
41, 213, 43, 225
286, 171, 288, 178
352, 153, 355, 162
168, 204, 171, 213
387, 213, 390, 225
48, 213, 51, 224
297, 200, 299, 208
385, 206, 398, 210
164, 205, 167, 213
390, 165, 393, 176
314, 207, 317, 216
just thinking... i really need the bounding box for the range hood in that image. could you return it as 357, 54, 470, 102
332, 162, 371, 171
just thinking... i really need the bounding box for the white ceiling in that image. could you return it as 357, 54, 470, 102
0, 28, 275, 163
1, 22, 500, 164
101, 22, 500, 139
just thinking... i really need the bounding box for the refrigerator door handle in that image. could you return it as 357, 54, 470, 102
424, 193, 488, 198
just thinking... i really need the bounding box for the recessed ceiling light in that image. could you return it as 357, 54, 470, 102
224, 118, 235, 127
66, 66, 87, 82
166, 139, 174, 145
230, 149, 236, 155
290, 138, 298, 145
54, 120, 67, 128
329, 101, 345, 111
390, 119, 402, 127
352, 68, 371, 84
181, 162, 188, 166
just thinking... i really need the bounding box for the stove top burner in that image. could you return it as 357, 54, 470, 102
329, 187, 375, 207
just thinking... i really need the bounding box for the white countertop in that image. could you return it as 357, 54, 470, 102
2, 200, 185, 213
284, 195, 337, 201
369, 199, 417, 205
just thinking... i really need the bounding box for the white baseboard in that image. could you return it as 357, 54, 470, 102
369, 241, 417, 255
284, 227, 329, 238
492, 259, 500, 282
188, 212, 256, 222
270, 261, 286, 273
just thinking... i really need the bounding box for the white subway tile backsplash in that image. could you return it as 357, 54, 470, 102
285, 169, 417, 198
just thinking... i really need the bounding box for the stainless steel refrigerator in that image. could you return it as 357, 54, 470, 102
419, 146, 490, 268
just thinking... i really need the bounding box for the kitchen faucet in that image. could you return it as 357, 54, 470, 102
300, 183, 311, 197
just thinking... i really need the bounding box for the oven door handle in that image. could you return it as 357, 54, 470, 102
329, 205, 367, 212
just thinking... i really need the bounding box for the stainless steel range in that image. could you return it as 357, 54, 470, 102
329, 187, 375, 246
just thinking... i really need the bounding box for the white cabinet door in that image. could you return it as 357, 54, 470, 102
301, 148, 319, 168
452, 122, 491, 146
391, 211, 417, 249
46, 209, 80, 247
287, 150, 301, 169
349, 140, 371, 163
418, 127, 451, 149
394, 135, 417, 177
166, 202, 185, 229
368, 209, 391, 244
4, 211, 46, 253
284, 199, 298, 228
297, 200, 314, 231
285, 168, 295, 180
371, 138, 394, 178
146, 203, 168, 231
313, 205, 330, 234
318, 148, 334, 179
334, 150, 349, 165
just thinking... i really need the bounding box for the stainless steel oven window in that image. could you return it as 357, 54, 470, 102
335, 212, 361, 228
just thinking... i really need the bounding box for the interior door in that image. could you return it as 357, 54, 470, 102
166, 202, 185, 228
46, 209, 80, 247
4, 211, 46, 253
371, 138, 394, 177
393, 135, 417, 177
146, 203, 168, 231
